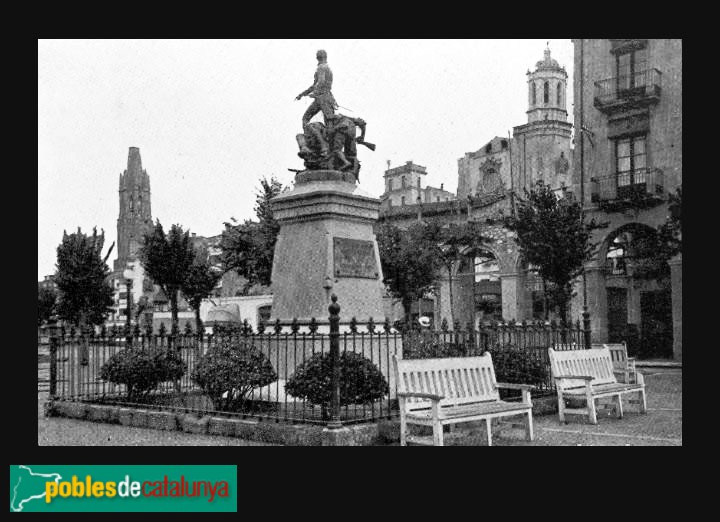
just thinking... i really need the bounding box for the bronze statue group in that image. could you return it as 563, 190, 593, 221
295, 50, 374, 181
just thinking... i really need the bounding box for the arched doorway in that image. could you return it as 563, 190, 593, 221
602, 224, 673, 358
471, 249, 502, 322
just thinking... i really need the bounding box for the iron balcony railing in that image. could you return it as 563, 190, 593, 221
594, 68, 662, 108
591, 168, 664, 203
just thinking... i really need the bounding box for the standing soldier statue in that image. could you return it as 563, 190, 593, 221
295, 49, 338, 128
293, 49, 375, 181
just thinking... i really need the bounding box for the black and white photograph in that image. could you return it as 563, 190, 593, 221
37, 39, 682, 448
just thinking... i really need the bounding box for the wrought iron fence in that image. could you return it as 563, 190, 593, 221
44, 306, 591, 426
45, 323, 401, 426
401, 319, 588, 395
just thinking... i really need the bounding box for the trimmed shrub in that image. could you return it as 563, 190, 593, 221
100, 348, 186, 401
191, 341, 277, 411
490, 349, 548, 388
285, 352, 389, 420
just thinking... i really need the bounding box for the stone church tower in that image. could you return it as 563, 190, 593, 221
512, 46, 573, 193
114, 147, 153, 271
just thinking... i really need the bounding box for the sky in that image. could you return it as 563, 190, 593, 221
38, 39, 574, 281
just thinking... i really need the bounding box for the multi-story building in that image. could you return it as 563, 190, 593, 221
379, 46, 575, 328
571, 39, 681, 360
380, 161, 455, 210
38, 274, 58, 293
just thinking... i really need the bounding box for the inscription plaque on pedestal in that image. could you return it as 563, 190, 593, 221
333, 237, 378, 279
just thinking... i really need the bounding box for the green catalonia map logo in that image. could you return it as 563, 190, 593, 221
9, 465, 237, 512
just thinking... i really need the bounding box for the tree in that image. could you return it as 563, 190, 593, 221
422, 219, 488, 325
376, 221, 442, 325
621, 185, 682, 283
139, 221, 195, 332
181, 246, 222, 332
54, 227, 115, 328
502, 181, 606, 324
38, 285, 57, 326
220, 176, 283, 291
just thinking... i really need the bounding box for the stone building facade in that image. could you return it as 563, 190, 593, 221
380, 161, 455, 210
379, 46, 575, 330
457, 137, 511, 200
570, 39, 682, 360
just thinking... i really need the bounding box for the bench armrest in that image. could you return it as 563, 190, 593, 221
397, 391, 444, 401
496, 382, 536, 391
553, 375, 594, 381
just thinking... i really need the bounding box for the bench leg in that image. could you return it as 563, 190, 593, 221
615, 394, 623, 419
433, 421, 444, 447
486, 418, 492, 447
587, 395, 597, 424
400, 420, 407, 447
639, 388, 647, 414
526, 411, 534, 441
557, 390, 566, 424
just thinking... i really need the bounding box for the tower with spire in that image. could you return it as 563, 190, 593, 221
512, 44, 573, 193
114, 147, 153, 271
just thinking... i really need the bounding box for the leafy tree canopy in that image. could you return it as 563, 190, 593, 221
38, 285, 57, 326
139, 221, 195, 329
376, 219, 489, 324
181, 245, 222, 330
54, 227, 115, 327
502, 181, 606, 322
219, 176, 282, 290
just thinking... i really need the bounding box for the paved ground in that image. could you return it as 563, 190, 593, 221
38, 368, 680, 446
439, 368, 682, 446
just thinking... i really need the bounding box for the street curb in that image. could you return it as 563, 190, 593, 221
636, 361, 681, 369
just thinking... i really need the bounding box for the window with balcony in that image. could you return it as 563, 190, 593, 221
615, 135, 647, 198
616, 48, 648, 96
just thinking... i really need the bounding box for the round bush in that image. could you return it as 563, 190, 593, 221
100, 348, 186, 400
490, 348, 548, 388
285, 352, 389, 419
191, 340, 277, 411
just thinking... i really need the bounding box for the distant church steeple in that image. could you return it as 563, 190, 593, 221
526, 44, 568, 123
114, 147, 153, 271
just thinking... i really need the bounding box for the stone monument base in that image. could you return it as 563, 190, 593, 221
269, 170, 385, 326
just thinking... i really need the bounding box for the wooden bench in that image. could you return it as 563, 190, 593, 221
592, 343, 640, 385
392, 354, 535, 446
548, 346, 647, 425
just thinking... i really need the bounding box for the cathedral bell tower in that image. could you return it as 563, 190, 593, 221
512, 44, 573, 192
114, 147, 153, 271
526, 45, 569, 123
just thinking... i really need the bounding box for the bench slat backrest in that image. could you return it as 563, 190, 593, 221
393, 354, 499, 411
592, 342, 631, 370
548, 347, 617, 390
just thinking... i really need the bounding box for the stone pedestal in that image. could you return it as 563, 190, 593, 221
269, 171, 386, 328
669, 253, 682, 361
